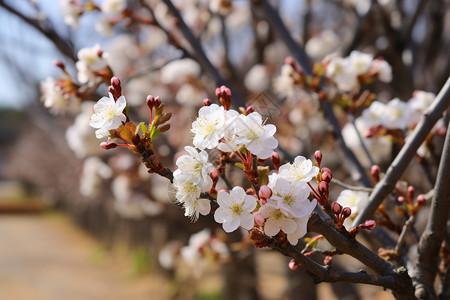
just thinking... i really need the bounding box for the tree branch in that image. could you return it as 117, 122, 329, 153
352, 76, 450, 226
413, 119, 450, 299
160, 0, 246, 108
0, 0, 76, 62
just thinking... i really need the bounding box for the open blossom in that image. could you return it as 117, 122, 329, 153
76, 44, 109, 85
174, 146, 214, 190
101, 0, 126, 16
268, 177, 311, 218
40, 77, 71, 114
173, 177, 210, 220
191, 104, 226, 150
336, 189, 369, 220
214, 186, 257, 232
347, 51, 373, 75
89, 92, 127, 139
278, 155, 319, 184
235, 112, 278, 159
61, 0, 83, 28
360, 101, 385, 128
372, 59, 392, 83
382, 98, 411, 130
259, 204, 297, 236
217, 109, 240, 152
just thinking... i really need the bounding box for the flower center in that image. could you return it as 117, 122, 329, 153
272, 209, 284, 220
231, 203, 243, 215
283, 194, 294, 205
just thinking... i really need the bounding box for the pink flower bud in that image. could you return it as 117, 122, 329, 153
97, 48, 103, 57
371, 165, 380, 182
417, 194, 426, 205
259, 185, 272, 199
54, 59, 65, 69
246, 105, 255, 114
259, 198, 267, 206
285, 56, 295, 67
210, 168, 219, 181
314, 150, 322, 165
155, 96, 161, 108
407, 186, 415, 199
271, 152, 280, 171
363, 220, 376, 230
331, 202, 342, 215
398, 196, 405, 203
341, 207, 352, 218
146, 95, 155, 109
318, 181, 328, 195
254, 213, 265, 226
203, 98, 212, 106
288, 259, 299, 270
322, 172, 332, 183
111, 76, 120, 88
321, 167, 331, 176
100, 141, 117, 149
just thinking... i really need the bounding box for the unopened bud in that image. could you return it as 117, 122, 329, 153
407, 186, 415, 199
398, 196, 405, 203
371, 165, 380, 182
154, 96, 161, 108
100, 141, 117, 149
246, 105, 255, 114
341, 207, 352, 218
210, 168, 219, 181
271, 152, 280, 171
97, 48, 103, 57
111, 76, 120, 88
285, 56, 295, 67
318, 181, 328, 195
259, 185, 272, 199
203, 98, 212, 106
259, 198, 267, 206
254, 213, 265, 226
314, 150, 322, 165
417, 194, 426, 205
363, 219, 376, 230
331, 202, 342, 215
289, 259, 299, 270
322, 172, 332, 184
321, 167, 331, 176
146, 95, 155, 109
54, 59, 65, 70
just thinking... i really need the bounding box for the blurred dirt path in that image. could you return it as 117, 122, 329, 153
0, 214, 169, 300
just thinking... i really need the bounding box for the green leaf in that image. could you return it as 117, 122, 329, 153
235, 163, 245, 170
150, 128, 160, 141
138, 122, 147, 134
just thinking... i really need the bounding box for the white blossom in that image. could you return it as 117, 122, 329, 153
174, 146, 214, 191
326, 57, 358, 91
258, 203, 297, 236
372, 59, 392, 82
235, 112, 278, 159
95, 15, 114, 36
382, 98, 411, 130
101, 0, 126, 16
61, 0, 83, 28
278, 155, 319, 184
160, 58, 201, 84
360, 101, 386, 128
348, 51, 373, 75
268, 177, 312, 218
89, 93, 127, 139
79, 157, 112, 197
75, 44, 109, 86
173, 176, 210, 220
191, 104, 226, 150
214, 186, 257, 232
244, 64, 269, 93
40, 77, 71, 114
336, 189, 369, 220
217, 109, 240, 152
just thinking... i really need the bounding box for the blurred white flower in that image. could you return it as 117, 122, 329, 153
175, 84, 207, 106
244, 64, 269, 93
372, 59, 392, 83
75, 44, 109, 86
79, 157, 112, 197
382, 98, 411, 130
160, 58, 201, 84
360, 101, 385, 128
348, 51, 373, 75
89, 93, 127, 139
214, 186, 257, 232
305, 30, 340, 61
101, 0, 126, 16
40, 77, 74, 114
61, 0, 83, 28
95, 15, 114, 36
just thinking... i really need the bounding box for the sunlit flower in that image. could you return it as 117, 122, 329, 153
76, 44, 109, 85
101, 0, 126, 16
268, 177, 312, 218
89, 92, 127, 139
258, 203, 297, 236
214, 186, 257, 232
61, 0, 83, 29
360, 101, 385, 128
174, 146, 214, 191
372, 59, 392, 82
382, 98, 411, 130
191, 104, 226, 150
235, 112, 278, 159
278, 155, 319, 184
217, 109, 240, 152
348, 51, 373, 75
336, 189, 369, 220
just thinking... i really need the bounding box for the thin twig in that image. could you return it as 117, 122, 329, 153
348, 113, 375, 167
352, 76, 450, 226
394, 214, 416, 255
160, 0, 246, 108
331, 178, 373, 193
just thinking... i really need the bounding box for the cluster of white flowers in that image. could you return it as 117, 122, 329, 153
326, 51, 392, 91
191, 104, 278, 159
173, 146, 214, 220
89, 92, 127, 139
76, 44, 109, 86
40, 77, 79, 114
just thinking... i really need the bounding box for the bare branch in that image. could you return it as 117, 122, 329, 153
413, 119, 450, 299
353, 76, 450, 226
331, 178, 373, 193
